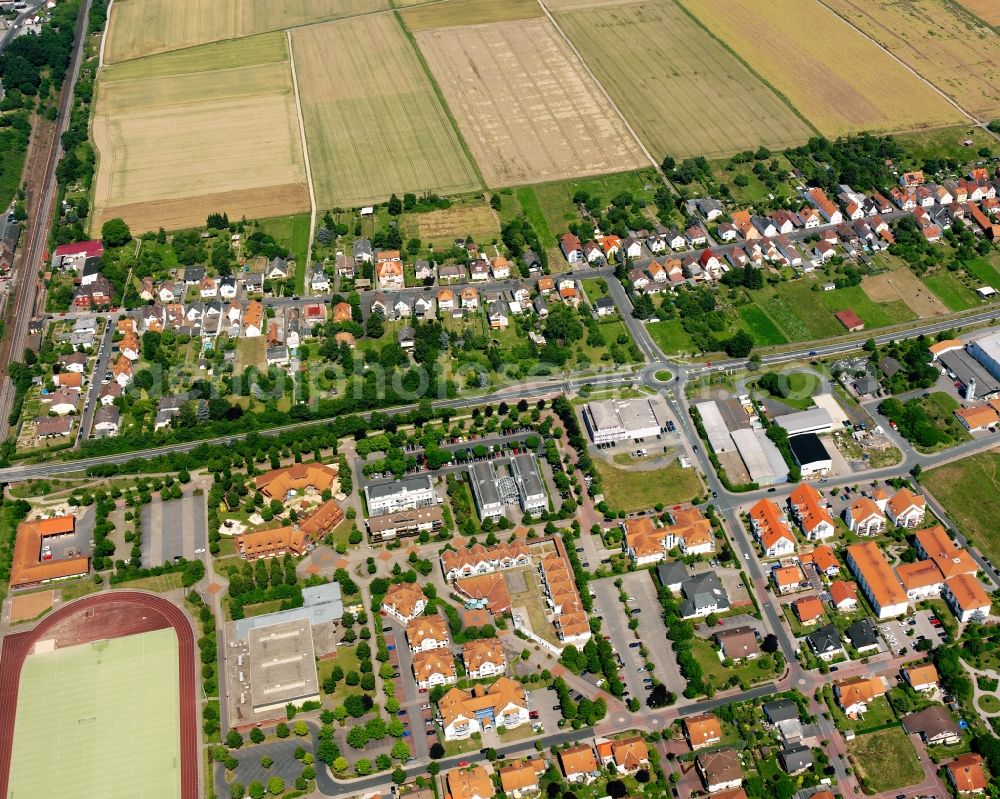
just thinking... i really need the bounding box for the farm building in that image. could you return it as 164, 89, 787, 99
835, 309, 864, 332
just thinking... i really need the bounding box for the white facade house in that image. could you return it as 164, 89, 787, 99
364, 475, 436, 517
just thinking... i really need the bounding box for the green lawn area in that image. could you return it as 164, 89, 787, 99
755, 370, 821, 411
593, 458, 702, 512
242, 599, 284, 618
582, 278, 609, 300
530, 169, 663, 241
443, 737, 480, 756
705, 155, 797, 207
920, 450, 1000, 567
738, 304, 787, 346
781, 604, 830, 637
923, 269, 980, 311
9, 628, 180, 799
848, 727, 924, 793
112, 572, 183, 593
317, 646, 362, 706
689, 637, 779, 690
513, 186, 556, 248
978, 694, 1000, 713
654, 369, 673, 381
823, 687, 898, 733
257, 213, 311, 293
647, 319, 695, 354
894, 125, 996, 165
817, 285, 916, 328
962, 256, 1000, 289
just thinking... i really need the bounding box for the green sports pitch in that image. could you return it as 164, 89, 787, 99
9, 627, 181, 799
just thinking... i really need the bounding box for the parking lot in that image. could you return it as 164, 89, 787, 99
590, 575, 656, 702
140, 488, 207, 567
881, 607, 949, 655
381, 625, 425, 759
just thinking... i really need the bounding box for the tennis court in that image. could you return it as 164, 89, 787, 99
8, 627, 181, 799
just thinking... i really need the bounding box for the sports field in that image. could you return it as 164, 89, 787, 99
684, 0, 963, 135
551, 0, 813, 160
8, 627, 180, 799
823, 0, 1000, 119
92, 33, 309, 232
416, 17, 647, 186
400, 0, 542, 30
291, 15, 480, 208
105, 0, 388, 63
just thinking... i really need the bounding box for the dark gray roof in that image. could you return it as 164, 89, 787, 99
656, 561, 689, 588
878, 356, 902, 377
594, 296, 615, 309
845, 618, 879, 649
469, 461, 500, 507
680, 572, 730, 616
184, 266, 205, 283
901, 705, 962, 741
511, 453, 543, 498
779, 744, 813, 773
763, 698, 799, 724
806, 623, 842, 655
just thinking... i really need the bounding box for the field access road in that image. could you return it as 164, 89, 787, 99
0, 0, 93, 437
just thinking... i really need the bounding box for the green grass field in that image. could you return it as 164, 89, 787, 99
530, 169, 662, 244
923, 270, 980, 311
848, 727, 923, 793
647, 319, 695, 355
9, 628, 180, 799
593, 458, 702, 511
920, 451, 1000, 566
513, 186, 556, 248
737, 304, 787, 346
962, 256, 1000, 289
257, 213, 311, 292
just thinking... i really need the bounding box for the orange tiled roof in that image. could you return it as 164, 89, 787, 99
406, 614, 449, 648
904, 663, 939, 687
948, 753, 987, 792
847, 542, 906, 609
916, 526, 979, 579
888, 487, 924, 517
946, 573, 991, 612
446, 766, 495, 799
829, 580, 858, 606
255, 462, 338, 499
835, 675, 885, 708
498, 759, 544, 793
384, 582, 426, 618
685, 713, 722, 747
896, 559, 944, 591
793, 596, 824, 622
463, 637, 505, 672
558, 744, 598, 777
10, 516, 88, 588
234, 525, 309, 558
412, 649, 456, 682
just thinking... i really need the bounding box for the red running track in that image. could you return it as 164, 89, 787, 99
0, 591, 198, 799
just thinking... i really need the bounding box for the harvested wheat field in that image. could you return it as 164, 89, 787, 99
411, 203, 500, 244
416, 17, 647, 186
862, 269, 948, 317
551, 0, 813, 160
684, 0, 963, 135
957, 0, 1000, 25
105, 0, 387, 63
401, 0, 541, 29
93, 33, 308, 232
291, 15, 480, 208
823, 0, 1000, 119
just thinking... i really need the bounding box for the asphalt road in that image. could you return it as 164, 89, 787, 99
0, 0, 49, 53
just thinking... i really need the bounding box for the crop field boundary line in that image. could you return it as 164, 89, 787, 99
811, 0, 985, 129
670, 0, 820, 139
286, 29, 316, 293
537, 0, 660, 175
391, 6, 486, 190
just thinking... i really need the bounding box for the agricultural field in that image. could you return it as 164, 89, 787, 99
104, 0, 388, 63
400, 0, 542, 30
291, 15, 481, 208
861, 266, 949, 317
684, 0, 963, 135
921, 450, 1000, 567
415, 17, 647, 186
551, 0, 813, 159
823, 0, 1000, 119
404, 202, 501, 249
957, 0, 1000, 24
92, 33, 309, 232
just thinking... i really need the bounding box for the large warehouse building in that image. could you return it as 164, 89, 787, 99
773, 407, 834, 436
729, 428, 788, 486
968, 330, 1000, 381
694, 400, 736, 454
789, 433, 833, 477
583, 398, 666, 444
248, 618, 320, 715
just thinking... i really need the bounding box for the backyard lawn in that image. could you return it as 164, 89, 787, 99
593, 458, 702, 512
689, 637, 779, 690
848, 727, 923, 793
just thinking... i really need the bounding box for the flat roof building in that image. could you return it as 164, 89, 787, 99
248, 618, 320, 714
695, 400, 735, 453
730, 427, 788, 485
774, 408, 834, 436
788, 433, 832, 477
367, 505, 443, 543
364, 474, 436, 517
583, 397, 665, 444
938, 348, 1000, 399
233, 582, 343, 649
967, 329, 1000, 382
